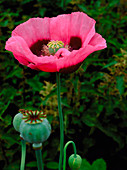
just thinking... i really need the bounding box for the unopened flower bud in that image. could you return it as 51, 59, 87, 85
68, 154, 82, 170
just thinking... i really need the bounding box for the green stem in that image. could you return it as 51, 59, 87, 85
35, 149, 44, 170
56, 72, 64, 170
63, 141, 77, 170
20, 139, 26, 170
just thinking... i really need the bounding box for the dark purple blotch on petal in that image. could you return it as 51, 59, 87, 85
30, 39, 50, 56
69, 37, 82, 51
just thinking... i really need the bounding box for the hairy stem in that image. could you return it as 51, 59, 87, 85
56, 72, 64, 170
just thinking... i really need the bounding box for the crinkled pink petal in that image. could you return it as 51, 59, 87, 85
12, 17, 50, 47
88, 33, 107, 48
50, 12, 96, 46
55, 48, 71, 59
69, 33, 106, 63
28, 61, 58, 72
56, 33, 107, 73
28, 49, 70, 72
14, 54, 30, 65
5, 35, 60, 71
5, 36, 38, 64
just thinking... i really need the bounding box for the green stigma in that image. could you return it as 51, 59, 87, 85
47, 40, 64, 54
20, 109, 47, 124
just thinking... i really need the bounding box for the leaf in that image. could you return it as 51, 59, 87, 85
46, 161, 59, 169
3, 115, 12, 127
0, 100, 10, 120
79, 158, 91, 170
92, 158, 106, 170
116, 76, 124, 95
42, 151, 48, 159
78, 4, 88, 13
4, 161, 20, 169
6, 67, 22, 79
26, 76, 43, 91
1, 134, 19, 147
96, 122, 124, 149
39, 8, 46, 17
26, 161, 37, 167
102, 60, 117, 69
79, 158, 107, 170
65, 0, 72, 6
82, 114, 97, 127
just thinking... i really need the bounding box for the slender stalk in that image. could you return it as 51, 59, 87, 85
35, 149, 44, 170
56, 72, 64, 170
63, 141, 77, 170
20, 139, 26, 170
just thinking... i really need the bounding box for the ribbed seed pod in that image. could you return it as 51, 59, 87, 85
20, 118, 51, 143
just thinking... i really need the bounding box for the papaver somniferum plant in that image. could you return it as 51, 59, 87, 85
5, 12, 107, 170
5, 12, 106, 73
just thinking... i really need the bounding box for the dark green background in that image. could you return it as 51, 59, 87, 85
0, 0, 127, 169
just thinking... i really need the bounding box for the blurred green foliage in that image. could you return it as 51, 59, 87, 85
0, 0, 127, 169
80, 158, 106, 170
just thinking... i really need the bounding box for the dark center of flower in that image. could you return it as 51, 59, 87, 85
41, 40, 66, 56
19, 109, 47, 124
30, 37, 82, 57
30, 39, 50, 56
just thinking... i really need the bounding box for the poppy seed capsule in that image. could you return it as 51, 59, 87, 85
20, 118, 51, 143
13, 113, 23, 132
47, 40, 64, 54
68, 154, 82, 170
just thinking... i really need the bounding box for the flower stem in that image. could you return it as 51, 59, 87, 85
35, 149, 44, 170
56, 72, 64, 170
20, 139, 26, 170
63, 141, 77, 170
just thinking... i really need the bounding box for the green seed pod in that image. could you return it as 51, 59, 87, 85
68, 154, 82, 170
13, 113, 23, 132
20, 118, 51, 143
47, 40, 64, 54
19, 110, 51, 143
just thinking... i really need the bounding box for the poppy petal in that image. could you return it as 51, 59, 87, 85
89, 33, 107, 49
14, 54, 30, 66
5, 36, 37, 63
50, 12, 96, 46
30, 61, 58, 72
12, 18, 51, 47
58, 33, 107, 73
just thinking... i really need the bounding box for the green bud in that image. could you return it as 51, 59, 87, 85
13, 113, 23, 132
68, 154, 82, 170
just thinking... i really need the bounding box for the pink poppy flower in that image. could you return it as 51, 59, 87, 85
5, 12, 107, 73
